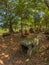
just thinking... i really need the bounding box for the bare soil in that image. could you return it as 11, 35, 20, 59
0, 33, 49, 65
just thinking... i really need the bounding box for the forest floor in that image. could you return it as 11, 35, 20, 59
0, 32, 49, 65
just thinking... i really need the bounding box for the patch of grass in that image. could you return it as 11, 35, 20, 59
0, 29, 9, 34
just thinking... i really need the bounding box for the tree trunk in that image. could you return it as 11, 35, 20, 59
21, 18, 23, 37
34, 21, 36, 28
9, 21, 14, 33
40, 23, 41, 29
46, 22, 48, 29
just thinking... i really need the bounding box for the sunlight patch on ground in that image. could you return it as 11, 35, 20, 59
1, 53, 9, 59
4, 54, 9, 58
1, 44, 8, 48
0, 59, 4, 65
15, 60, 23, 64
25, 59, 30, 62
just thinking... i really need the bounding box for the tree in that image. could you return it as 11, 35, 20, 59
0, 0, 49, 34
0, 0, 18, 33
14, 0, 37, 36
44, 11, 49, 29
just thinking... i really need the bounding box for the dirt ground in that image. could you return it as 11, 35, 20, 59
0, 33, 49, 65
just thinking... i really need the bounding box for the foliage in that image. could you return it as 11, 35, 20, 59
0, 0, 49, 33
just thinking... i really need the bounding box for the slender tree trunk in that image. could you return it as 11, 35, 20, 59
46, 21, 48, 29
39, 22, 42, 30
34, 21, 36, 28
9, 21, 13, 33
21, 18, 23, 37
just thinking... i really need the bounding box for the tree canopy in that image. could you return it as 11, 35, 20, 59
0, 0, 49, 34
